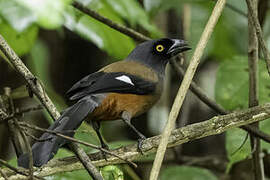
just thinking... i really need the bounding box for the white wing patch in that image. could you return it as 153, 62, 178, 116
115, 75, 134, 86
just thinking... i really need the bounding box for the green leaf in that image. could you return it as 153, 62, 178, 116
28, 40, 52, 88
160, 166, 218, 180
226, 128, 250, 170
215, 56, 270, 110
101, 165, 124, 180
0, 0, 35, 32
209, 15, 238, 59
143, 0, 163, 16
0, 21, 38, 56
226, 120, 270, 171
14, 0, 71, 29
107, 140, 135, 149
74, 122, 100, 153
64, 6, 135, 59
27, 39, 67, 123
185, 3, 212, 61
103, 0, 161, 38
217, 56, 270, 169
51, 169, 93, 180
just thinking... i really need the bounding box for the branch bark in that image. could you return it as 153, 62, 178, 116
246, 0, 270, 76
0, 34, 102, 180
1, 1, 270, 179
0, 169, 8, 180
150, 0, 227, 179
70, 1, 270, 143
1, 103, 270, 179
247, 0, 265, 179
171, 59, 270, 143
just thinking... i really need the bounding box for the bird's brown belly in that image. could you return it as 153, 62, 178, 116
89, 93, 159, 121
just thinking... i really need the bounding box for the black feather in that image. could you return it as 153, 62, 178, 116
66, 71, 104, 97
18, 96, 100, 168
67, 72, 157, 100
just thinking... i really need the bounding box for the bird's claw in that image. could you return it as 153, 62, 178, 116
137, 137, 146, 154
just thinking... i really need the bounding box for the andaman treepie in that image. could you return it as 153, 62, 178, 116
18, 38, 191, 168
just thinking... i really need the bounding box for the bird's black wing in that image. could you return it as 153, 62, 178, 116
66, 71, 104, 97
67, 72, 157, 100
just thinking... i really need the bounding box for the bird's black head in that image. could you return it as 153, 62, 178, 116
126, 38, 190, 75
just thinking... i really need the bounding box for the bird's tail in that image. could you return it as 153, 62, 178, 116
18, 96, 99, 168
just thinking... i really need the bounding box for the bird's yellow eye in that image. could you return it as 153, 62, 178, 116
156, 44, 164, 52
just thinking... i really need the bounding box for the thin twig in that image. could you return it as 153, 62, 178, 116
225, 2, 247, 17
171, 59, 270, 143
213, 0, 247, 17
15, 120, 34, 180
2, 105, 43, 122
246, 0, 270, 76
2, 103, 270, 179
0, 159, 28, 177
0, 168, 9, 180
70, 0, 270, 144
0, 33, 102, 179
247, 0, 265, 179
170, 59, 228, 115
19, 105, 43, 114
0, 159, 45, 180
17, 122, 137, 168
150, 1, 227, 179
72, 1, 150, 42
23, 130, 53, 142
69, 144, 104, 180
231, 133, 249, 156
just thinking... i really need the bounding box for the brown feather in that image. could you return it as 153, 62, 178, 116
89, 92, 160, 121
99, 61, 159, 83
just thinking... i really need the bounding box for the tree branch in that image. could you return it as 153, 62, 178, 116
171, 59, 270, 143
16, 121, 34, 180
71, 1, 270, 143
150, 1, 227, 179
17, 122, 137, 168
246, 0, 270, 76
170, 59, 228, 115
0, 34, 102, 179
72, 1, 150, 42
0, 159, 44, 180
0, 169, 9, 180
2, 103, 270, 179
247, 0, 265, 179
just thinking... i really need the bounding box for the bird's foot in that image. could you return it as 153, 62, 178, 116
137, 137, 146, 154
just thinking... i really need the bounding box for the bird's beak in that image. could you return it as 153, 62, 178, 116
167, 39, 191, 57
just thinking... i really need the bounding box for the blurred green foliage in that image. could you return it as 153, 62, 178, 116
1, 0, 270, 179
0, 21, 38, 56
160, 166, 218, 180
216, 56, 270, 110
216, 56, 270, 170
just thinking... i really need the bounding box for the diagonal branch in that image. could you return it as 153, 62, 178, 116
150, 1, 227, 179
0, 34, 102, 179
17, 122, 137, 168
71, 1, 270, 144
170, 59, 270, 143
0, 169, 8, 180
0, 159, 45, 180
15, 120, 34, 180
246, 0, 270, 76
72, 1, 150, 42
2, 103, 270, 179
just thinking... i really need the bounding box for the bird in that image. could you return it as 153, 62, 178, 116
18, 38, 190, 168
